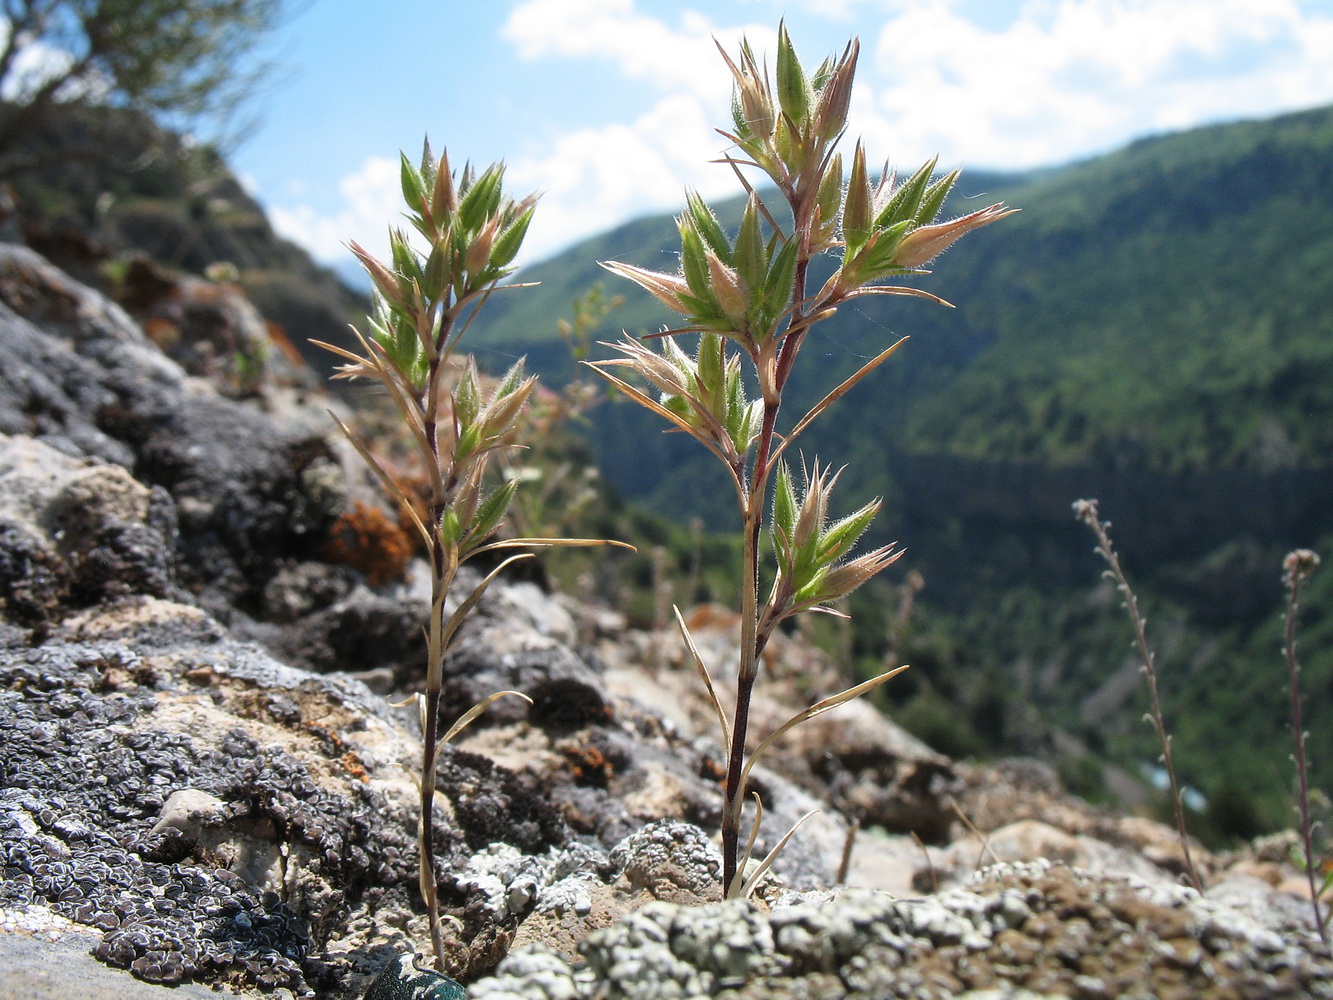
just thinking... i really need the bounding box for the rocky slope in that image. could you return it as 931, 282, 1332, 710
0, 242, 1329, 998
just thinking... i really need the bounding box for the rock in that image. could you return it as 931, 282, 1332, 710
4, 239, 1331, 1000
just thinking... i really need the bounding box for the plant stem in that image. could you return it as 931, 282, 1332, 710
720, 247, 813, 896
1077, 502, 1203, 893
1282, 551, 1327, 946
420, 328, 453, 971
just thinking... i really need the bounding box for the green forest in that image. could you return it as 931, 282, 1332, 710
468, 104, 1333, 841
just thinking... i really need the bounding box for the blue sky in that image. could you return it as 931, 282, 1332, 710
234, 0, 1333, 270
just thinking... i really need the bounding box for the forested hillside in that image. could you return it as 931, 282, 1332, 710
469, 105, 1333, 836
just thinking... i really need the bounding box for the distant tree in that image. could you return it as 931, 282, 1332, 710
0, 0, 289, 176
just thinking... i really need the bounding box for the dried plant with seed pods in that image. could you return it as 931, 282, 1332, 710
316, 143, 627, 972
592, 24, 1014, 897
1074, 498, 1204, 893
1281, 548, 1328, 945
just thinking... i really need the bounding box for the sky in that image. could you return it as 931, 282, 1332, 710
233, 0, 1333, 273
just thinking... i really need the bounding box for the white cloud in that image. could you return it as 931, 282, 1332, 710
0, 21, 77, 102
849, 0, 1333, 170
269, 155, 401, 265
509, 93, 738, 262
266, 0, 1333, 271
503, 0, 762, 102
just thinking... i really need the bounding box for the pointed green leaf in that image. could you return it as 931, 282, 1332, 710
916, 168, 960, 226
875, 156, 938, 229
775, 21, 811, 129
489, 202, 535, 269
818, 498, 880, 563
469, 479, 519, 547
685, 190, 731, 263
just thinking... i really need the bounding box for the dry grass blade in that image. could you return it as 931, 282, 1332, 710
947, 796, 1001, 871
740, 664, 909, 790
472, 536, 636, 555
332, 323, 432, 457
438, 552, 535, 654
583, 362, 741, 480
847, 284, 953, 307
731, 791, 764, 898
772, 337, 907, 465
736, 809, 820, 900
673, 605, 732, 757
434, 690, 534, 765
327, 412, 431, 549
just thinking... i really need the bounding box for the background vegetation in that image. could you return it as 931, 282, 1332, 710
468, 105, 1333, 843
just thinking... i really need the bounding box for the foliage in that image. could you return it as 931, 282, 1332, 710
593, 24, 1011, 896
320, 142, 624, 971
0, 0, 289, 174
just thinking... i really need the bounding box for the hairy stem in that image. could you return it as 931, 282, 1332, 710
720, 243, 814, 896
419, 327, 454, 972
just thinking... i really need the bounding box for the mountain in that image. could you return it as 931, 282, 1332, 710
2, 101, 367, 370
467, 105, 1333, 832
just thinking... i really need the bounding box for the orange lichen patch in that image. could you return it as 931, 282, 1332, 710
320, 500, 414, 586
562, 744, 614, 788
340, 752, 370, 783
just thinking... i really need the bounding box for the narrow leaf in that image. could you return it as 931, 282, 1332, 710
740, 665, 910, 790
673, 606, 731, 757
737, 810, 820, 900
770, 337, 908, 467
438, 690, 533, 754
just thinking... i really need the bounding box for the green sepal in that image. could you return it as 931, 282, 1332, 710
816, 155, 842, 229
400, 151, 426, 212
875, 156, 938, 230
679, 216, 713, 302
661, 393, 693, 423
494, 357, 528, 400
775, 22, 811, 130
916, 168, 960, 227
454, 423, 482, 463
817, 499, 879, 563
773, 461, 798, 548
454, 358, 482, 428
842, 143, 873, 251
722, 360, 750, 451
439, 508, 462, 547
696, 333, 726, 413
489, 203, 535, 270
422, 239, 452, 302
733, 196, 765, 301
684, 190, 731, 264
762, 240, 799, 327
469, 479, 519, 547
861, 219, 912, 276
458, 163, 506, 234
